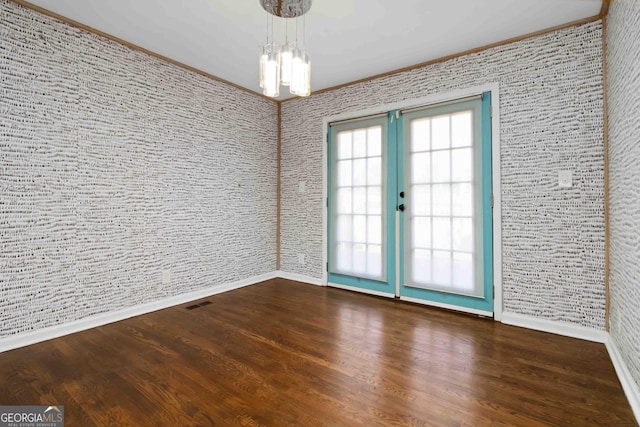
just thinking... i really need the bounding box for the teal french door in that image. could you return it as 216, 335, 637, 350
328, 93, 493, 314
327, 114, 397, 296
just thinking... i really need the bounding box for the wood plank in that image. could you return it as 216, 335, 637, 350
0, 279, 636, 426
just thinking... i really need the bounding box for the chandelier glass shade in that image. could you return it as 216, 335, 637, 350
260, 44, 280, 97
258, 0, 312, 98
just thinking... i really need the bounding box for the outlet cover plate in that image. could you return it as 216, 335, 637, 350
558, 170, 572, 188
162, 269, 171, 284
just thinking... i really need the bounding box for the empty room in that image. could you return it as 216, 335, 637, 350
1, 0, 639, 425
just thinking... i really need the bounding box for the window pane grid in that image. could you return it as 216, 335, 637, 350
332, 124, 385, 280
407, 110, 476, 293
410, 250, 474, 287
334, 214, 383, 243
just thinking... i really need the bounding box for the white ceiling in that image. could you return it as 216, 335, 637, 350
24, 0, 602, 100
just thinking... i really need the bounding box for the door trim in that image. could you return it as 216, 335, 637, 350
322, 83, 502, 320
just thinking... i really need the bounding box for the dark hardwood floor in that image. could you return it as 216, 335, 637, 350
0, 278, 636, 426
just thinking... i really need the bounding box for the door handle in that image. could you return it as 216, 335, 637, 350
398, 204, 405, 212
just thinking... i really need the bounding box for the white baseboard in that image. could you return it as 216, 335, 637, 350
0, 271, 278, 354
501, 312, 608, 343
606, 336, 640, 423
276, 271, 324, 286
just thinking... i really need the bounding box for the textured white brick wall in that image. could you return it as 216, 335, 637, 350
0, 1, 278, 337
280, 22, 605, 329
607, 0, 640, 393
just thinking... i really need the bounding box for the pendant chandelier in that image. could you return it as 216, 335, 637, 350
259, 0, 312, 98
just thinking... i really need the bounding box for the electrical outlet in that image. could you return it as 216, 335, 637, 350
162, 269, 171, 285
298, 254, 305, 264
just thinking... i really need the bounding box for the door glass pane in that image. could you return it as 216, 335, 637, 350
337, 133, 352, 159
452, 183, 473, 216
432, 250, 452, 286
367, 187, 382, 215
336, 242, 352, 271
431, 116, 450, 150
411, 153, 431, 184
431, 151, 450, 183
337, 160, 352, 187
432, 218, 451, 250
432, 184, 451, 216
331, 124, 386, 281
367, 216, 382, 245
353, 243, 367, 274
353, 215, 367, 243
412, 249, 432, 284
367, 157, 382, 185
336, 188, 352, 214
404, 106, 483, 297
451, 112, 472, 148
368, 128, 382, 156
412, 185, 431, 216
367, 245, 383, 277
452, 252, 474, 290
452, 218, 473, 252
411, 118, 430, 152
353, 158, 367, 186
353, 130, 367, 158
412, 217, 431, 249
336, 215, 352, 242
451, 148, 472, 182
353, 187, 366, 214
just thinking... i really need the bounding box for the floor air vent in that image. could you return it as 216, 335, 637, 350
185, 301, 212, 310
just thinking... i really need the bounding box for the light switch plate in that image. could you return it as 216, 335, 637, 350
298, 181, 306, 193
558, 170, 572, 188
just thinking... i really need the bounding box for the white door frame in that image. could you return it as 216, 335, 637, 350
322, 83, 503, 321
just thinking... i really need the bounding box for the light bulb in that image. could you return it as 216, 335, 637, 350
280, 44, 293, 86
259, 49, 268, 89
290, 48, 310, 97
263, 48, 280, 98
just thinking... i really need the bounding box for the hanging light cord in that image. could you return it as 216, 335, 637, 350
285, 17, 289, 44
270, 14, 274, 47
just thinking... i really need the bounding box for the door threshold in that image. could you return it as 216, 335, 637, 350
400, 296, 493, 317
328, 283, 395, 299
